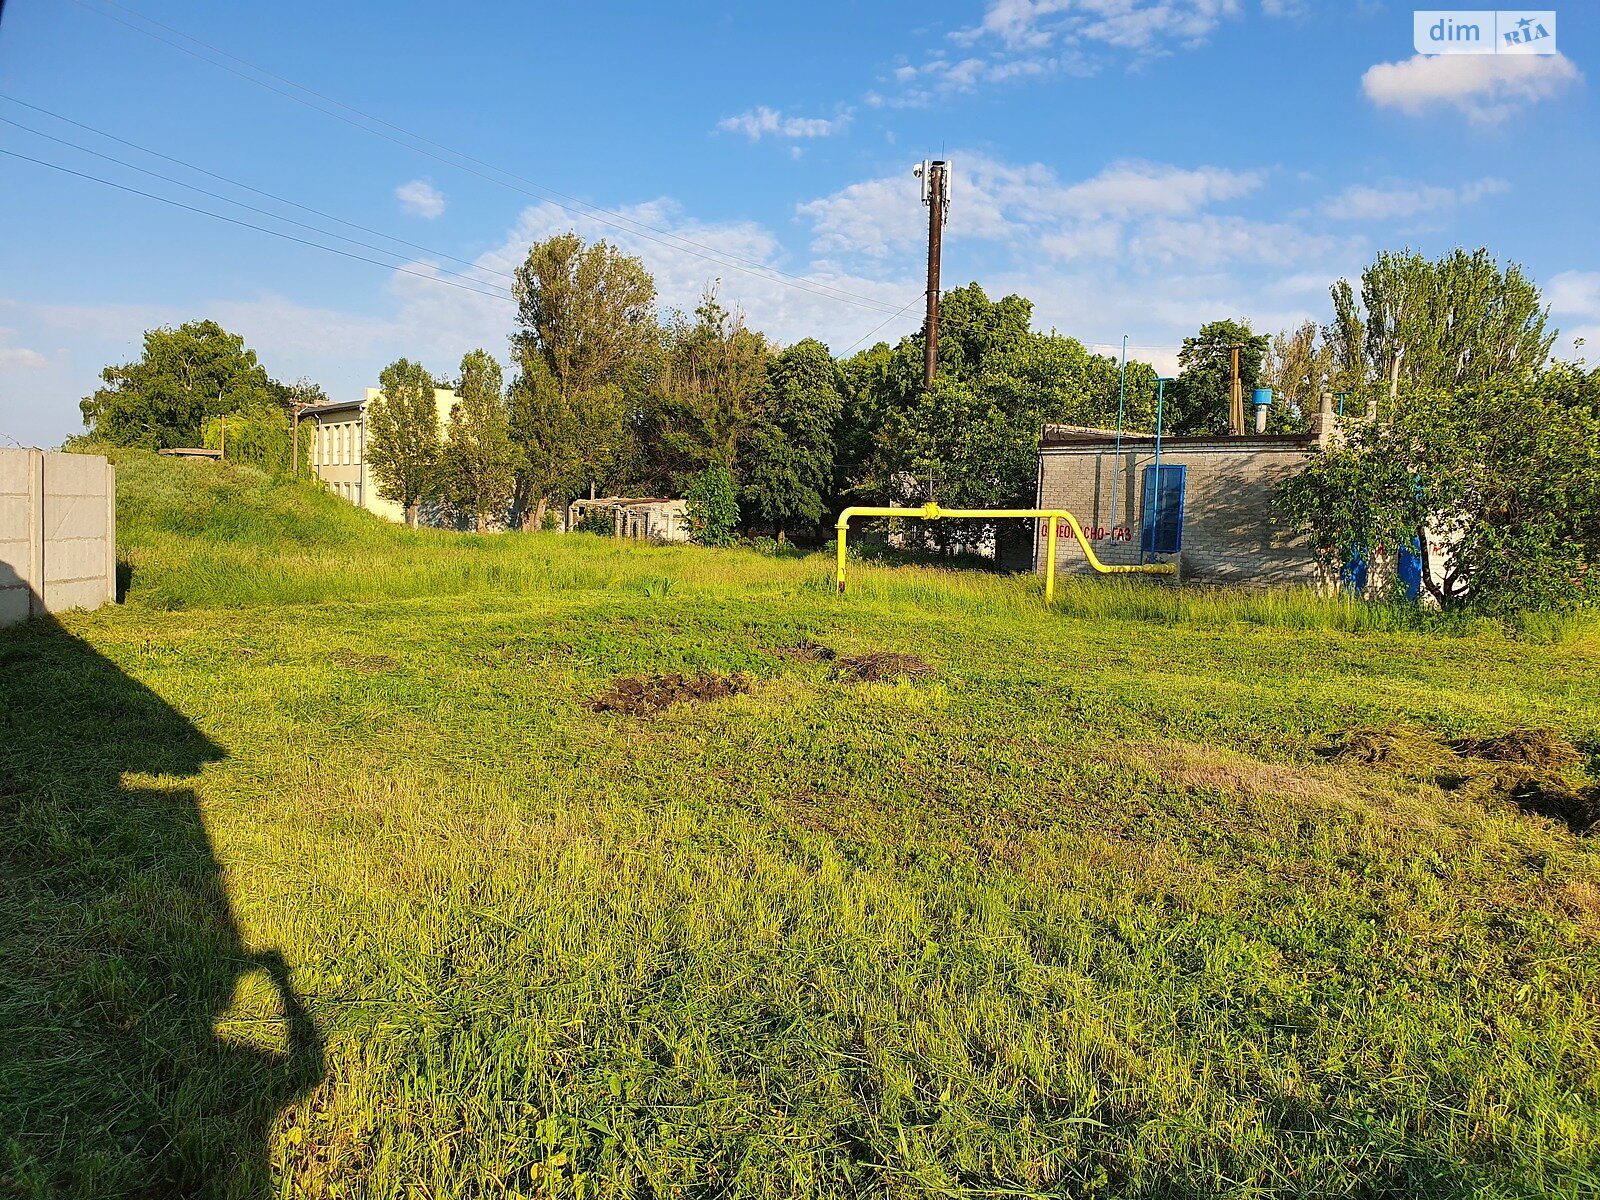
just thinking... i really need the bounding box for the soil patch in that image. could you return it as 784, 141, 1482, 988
332, 649, 398, 674
832, 652, 934, 683
589, 672, 750, 716
777, 639, 836, 663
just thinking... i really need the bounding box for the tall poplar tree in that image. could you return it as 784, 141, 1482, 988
509, 234, 657, 522
439, 350, 521, 532
366, 358, 441, 528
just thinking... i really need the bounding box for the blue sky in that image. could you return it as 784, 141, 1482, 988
1, 0, 1595, 447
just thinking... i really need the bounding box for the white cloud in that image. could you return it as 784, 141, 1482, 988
1548, 271, 1600, 319
1079, 0, 1242, 51
393, 197, 918, 361
1126, 214, 1349, 269
716, 107, 850, 140
0, 328, 46, 370
797, 156, 1262, 259
1321, 176, 1508, 221
798, 178, 930, 259
1055, 160, 1263, 218
1039, 221, 1123, 261
1361, 53, 1582, 122
395, 179, 447, 219
956, 0, 1241, 55
886, 0, 1247, 102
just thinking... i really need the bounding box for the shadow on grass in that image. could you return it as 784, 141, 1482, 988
0, 565, 323, 1199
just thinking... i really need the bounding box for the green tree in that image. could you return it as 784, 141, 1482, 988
738, 339, 845, 542
684, 466, 739, 547
366, 358, 441, 528
1275, 374, 1600, 615
438, 350, 522, 532
1262, 321, 1332, 428
81, 320, 280, 449
1334, 248, 1554, 414
510, 233, 657, 521
200, 405, 307, 476
1325, 278, 1368, 401
1168, 319, 1270, 436
843, 283, 1159, 556
655, 290, 771, 479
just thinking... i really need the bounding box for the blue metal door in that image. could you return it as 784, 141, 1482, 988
1140, 464, 1185, 557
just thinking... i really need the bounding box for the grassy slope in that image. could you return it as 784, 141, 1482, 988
3, 450, 1599, 1199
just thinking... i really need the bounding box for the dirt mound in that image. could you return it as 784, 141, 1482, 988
832, 652, 933, 683
1329, 724, 1597, 835
1451, 728, 1582, 772
777, 639, 836, 663
588, 672, 749, 716
332, 649, 398, 673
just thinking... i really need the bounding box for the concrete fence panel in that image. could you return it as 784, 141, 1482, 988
0, 448, 117, 627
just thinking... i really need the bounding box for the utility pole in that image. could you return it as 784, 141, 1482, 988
1228, 343, 1244, 436
915, 159, 950, 390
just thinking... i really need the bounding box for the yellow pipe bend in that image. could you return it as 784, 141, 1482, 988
833, 503, 1177, 598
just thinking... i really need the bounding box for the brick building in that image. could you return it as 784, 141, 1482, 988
1033, 407, 1344, 586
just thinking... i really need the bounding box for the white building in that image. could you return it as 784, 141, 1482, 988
305, 387, 458, 524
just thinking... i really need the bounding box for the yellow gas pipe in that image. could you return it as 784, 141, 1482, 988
834, 503, 1177, 602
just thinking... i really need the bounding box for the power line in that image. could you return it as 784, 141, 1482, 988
838, 296, 924, 357
0, 147, 516, 303
0, 94, 511, 282
69, 0, 912, 318
1088, 341, 1177, 358
0, 114, 516, 298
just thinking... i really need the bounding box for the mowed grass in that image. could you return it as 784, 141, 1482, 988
3, 451, 1599, 1199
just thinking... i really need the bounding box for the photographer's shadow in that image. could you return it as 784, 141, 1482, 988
1, 564, 323, 1199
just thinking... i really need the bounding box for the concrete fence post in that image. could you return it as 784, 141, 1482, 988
28, 448, 45, 619
105, 462, 117, 604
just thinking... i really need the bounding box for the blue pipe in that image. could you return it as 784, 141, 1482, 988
1108, 335, 1128, 546
1144, 376, 1172, 565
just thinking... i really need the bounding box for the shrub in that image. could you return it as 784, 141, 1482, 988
685, 467, 739, 547
575, 507, 615, 536
201, 405, 310, 478
1275, 374, 1600, 616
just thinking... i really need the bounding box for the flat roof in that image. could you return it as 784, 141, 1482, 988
573, 496, 682, 507
304, 399, 364, 415
1041, 430, 1317, 451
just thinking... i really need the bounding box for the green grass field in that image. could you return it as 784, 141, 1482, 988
4, 451, 1599, 1199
